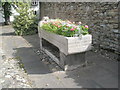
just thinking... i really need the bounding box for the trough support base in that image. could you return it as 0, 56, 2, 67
41, 47, 86, 71
60, 52, 86, 71
40, 36, 86, 71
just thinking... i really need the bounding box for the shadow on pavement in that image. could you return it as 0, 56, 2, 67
0, 32, 15, 36
13, 47, 51, 74
22, 34, 40, 49
64, 54, 118, 88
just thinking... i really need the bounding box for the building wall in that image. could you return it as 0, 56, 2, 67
41, 2, 119, 60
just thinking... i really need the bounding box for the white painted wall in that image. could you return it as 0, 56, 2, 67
0, 8, 4, 23
0, 12, 4, 23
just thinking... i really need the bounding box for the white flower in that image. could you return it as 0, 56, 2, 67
61, 22, 67, 25
78, 22, 82, 25
42, 16, 49, 21
73, 22, 75, 24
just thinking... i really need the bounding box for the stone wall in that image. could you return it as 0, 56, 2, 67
40, 2, 119, 60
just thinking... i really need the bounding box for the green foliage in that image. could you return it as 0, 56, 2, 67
81, 25, 89, 35
12, 2, 38, 36
41, 19, 89, 37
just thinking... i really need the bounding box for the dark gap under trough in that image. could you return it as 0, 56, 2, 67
42, 38, 60, 59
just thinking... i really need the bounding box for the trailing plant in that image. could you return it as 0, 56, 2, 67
40, 19, 89, 37
12, 2, 38, 36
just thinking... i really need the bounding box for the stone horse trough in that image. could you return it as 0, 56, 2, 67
38, 23, 92, 71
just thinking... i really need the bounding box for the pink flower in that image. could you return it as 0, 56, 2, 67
58, 25, 61, 28
73, 26, 77, 28
70, 28, 75, 31
85, 25, 88, 28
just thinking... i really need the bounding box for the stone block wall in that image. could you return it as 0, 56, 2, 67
40, 2, 119, 60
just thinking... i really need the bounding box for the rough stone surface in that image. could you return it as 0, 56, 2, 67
0, 50, 34, 88
41, 2, 119, 60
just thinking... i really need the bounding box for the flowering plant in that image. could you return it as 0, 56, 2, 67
40, 19, 89, 37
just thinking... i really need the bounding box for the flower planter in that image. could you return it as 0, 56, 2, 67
38, 28, 92, 70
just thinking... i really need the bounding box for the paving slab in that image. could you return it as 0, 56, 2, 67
29, 74, 65, 88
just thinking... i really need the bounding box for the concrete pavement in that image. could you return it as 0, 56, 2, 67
0, 25, 118, 88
